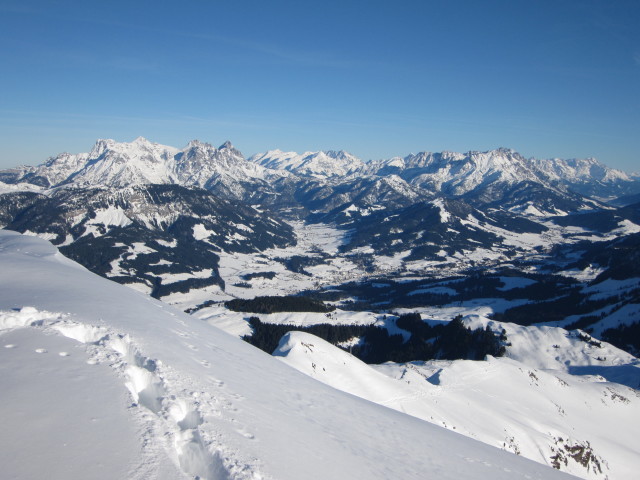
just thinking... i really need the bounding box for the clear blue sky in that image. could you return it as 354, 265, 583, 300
1, 0, 638, 172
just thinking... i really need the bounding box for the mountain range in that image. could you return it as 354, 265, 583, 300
1, 137, 639, 478
1, 137, 638, 311
2, 137, 639, 207
1, 230, 585, 480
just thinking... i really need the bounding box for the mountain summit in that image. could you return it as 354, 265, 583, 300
3, 138, 638, 205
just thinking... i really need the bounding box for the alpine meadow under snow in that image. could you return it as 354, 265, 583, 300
1, 137, 640, 479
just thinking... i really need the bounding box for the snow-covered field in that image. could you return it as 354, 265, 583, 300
189, 221, 360, 305
0, 230, 577, 480
276, 329, 640, 480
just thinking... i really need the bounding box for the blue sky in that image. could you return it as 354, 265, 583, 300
0, 0, 638, 172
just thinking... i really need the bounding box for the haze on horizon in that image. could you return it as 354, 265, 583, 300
0, 0, 638, 172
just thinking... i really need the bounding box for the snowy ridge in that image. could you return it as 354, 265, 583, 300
529, 157, 632, 184
275, 328, 640, 480
10, 138, 286, 199
6, 138, 637, 210
249, 149, 364, 179
0, 180, 43, 194
363, 148, 543, 195
0, 230, 576, 480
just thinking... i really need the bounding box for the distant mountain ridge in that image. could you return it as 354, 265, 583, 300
1, 137, 639, 312
10, 137, 287, 196
2, 139, 639, 480
3, 138, 638, 209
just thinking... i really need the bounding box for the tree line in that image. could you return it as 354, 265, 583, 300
242, 313, 506, 364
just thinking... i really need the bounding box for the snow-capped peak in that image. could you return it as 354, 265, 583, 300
89, 138, 117, 158
250, 149, 364, 179
529, 156, 632, 184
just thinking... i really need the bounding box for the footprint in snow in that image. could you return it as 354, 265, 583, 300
238, 430, 255, 440
207, 377, 224, 388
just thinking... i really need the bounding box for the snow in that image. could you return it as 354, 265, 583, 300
432, 198, 451, 223
107, 243, 157, 278
22, 229, 58, 241
497, 276, 538, 291
250, 149, 364, 179
510, 203, 547, 217
194, 308, 380, 340
583, 278, 640, 301
192, 305, 254, 338
0, 230, 576, 480
582, 303, 640, 337
156, 238, 177, 248
131, 242, 156, 255
0, 180, 44, 194
276, 330, 640, 480
374, 249, 413, 271
195, 221, 356, 303
612, 219, 640, 235
160, 284, 226, 309
0, 327, 181, 480
558, 265, 606, 282
193, 223, 215, 241
408, 286, 457, 296
90, 205, 133, 228
157, 269, 214, 285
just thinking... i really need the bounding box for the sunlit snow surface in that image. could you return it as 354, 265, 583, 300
276, 329, 640, 480
0, 230, 575, 480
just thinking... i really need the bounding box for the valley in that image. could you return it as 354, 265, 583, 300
1, 137, 639, 479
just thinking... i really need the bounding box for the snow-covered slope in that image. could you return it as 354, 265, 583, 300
8, 137, 288, 200
275, 328, 640, 480
529, 156, 639, 199
8, 139, 634, 213
366, 148, 542, 195
249, 149, 364, 179
0, 230, 575, 480
354, 148, 639, 202
173, 140, 290, 201
0, 180, 43, 194
530, 157, 631, 185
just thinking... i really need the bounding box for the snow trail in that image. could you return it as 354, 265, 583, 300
0, 307, 244, 480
